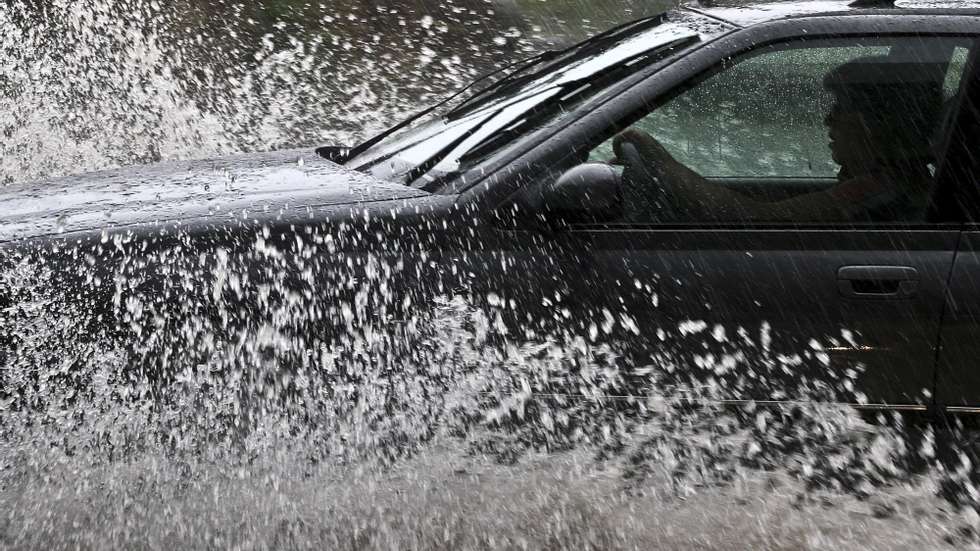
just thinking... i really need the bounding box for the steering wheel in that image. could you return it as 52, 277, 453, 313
618, 141, 680, 222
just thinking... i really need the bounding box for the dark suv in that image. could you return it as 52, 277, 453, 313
2, 0, 979, 414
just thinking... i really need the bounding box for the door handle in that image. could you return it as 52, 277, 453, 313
837, 265, 918, 299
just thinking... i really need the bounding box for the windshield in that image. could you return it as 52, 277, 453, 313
345, 12, 720, 191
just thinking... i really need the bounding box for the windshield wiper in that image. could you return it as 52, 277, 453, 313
406, 35, 700, 189
409, 34, 700, 190
318, 12, 671, 166
446, 13, 671, 120
401, 105, 508, 185
316, 48, 563, 165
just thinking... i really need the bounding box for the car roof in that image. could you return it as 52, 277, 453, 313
684, 0, 980, 28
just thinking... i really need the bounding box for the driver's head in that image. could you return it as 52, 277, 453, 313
822, 56, 942, 169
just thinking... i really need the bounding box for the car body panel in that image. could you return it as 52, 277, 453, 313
0, 149, 429, 244
578, 228, 958, 405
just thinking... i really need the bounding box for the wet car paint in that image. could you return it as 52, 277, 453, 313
0, 149, 430, 243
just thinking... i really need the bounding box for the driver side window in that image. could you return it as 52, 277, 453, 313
587, 37, 971, 224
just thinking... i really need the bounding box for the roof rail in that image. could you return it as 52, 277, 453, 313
848, 0, 897, 7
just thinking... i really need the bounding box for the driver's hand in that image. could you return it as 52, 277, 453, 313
611, 128, 672, 165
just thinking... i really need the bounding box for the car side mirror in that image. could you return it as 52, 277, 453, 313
315, 145, 351, 163
540, 163, 622, 222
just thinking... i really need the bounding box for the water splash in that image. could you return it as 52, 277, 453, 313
3, 1, 980, 548
0, 0, 538, 185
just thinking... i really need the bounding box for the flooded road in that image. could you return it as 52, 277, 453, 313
3, 1, 980, 549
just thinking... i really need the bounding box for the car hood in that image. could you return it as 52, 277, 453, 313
0, 148, 431, 243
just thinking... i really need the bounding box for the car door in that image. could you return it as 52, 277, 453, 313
503, 19, 978, 408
